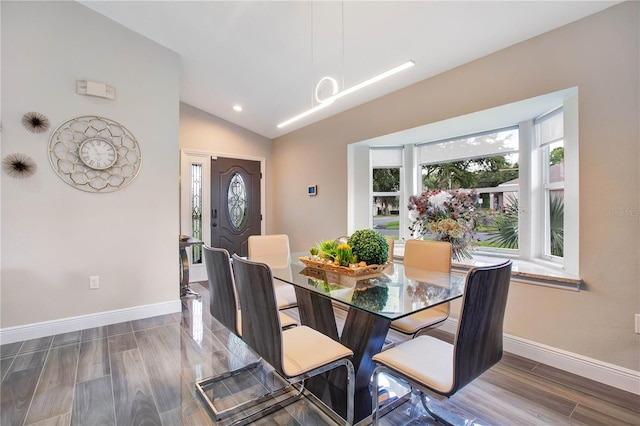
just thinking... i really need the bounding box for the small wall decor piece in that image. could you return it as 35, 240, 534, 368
308, 185, 317, 196
48, 115, 142, 193
21, 112, 50, 134
2, 153, 37, 178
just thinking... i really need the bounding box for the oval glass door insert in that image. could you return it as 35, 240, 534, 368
227, 172, 247, 230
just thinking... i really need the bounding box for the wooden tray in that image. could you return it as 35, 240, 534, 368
298, 256, 390, 277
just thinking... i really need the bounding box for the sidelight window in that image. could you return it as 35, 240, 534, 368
191, 163, 203, 264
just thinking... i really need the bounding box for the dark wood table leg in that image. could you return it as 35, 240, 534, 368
292, 287, 390, 423
294, 287, 339, 340
293, 288, 342, 411
338, 308, 390, 423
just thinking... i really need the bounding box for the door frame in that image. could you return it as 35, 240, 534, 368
180, 149, 266, 283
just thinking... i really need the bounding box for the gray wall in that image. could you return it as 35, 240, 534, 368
1, 1, 180, 328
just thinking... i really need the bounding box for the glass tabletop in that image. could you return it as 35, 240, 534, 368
272, 253, 467, 321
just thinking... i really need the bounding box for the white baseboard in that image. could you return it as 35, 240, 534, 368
0, 300, 182, 345
440, 318, 640, 396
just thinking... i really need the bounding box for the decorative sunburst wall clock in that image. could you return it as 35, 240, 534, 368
48, 116, 142, 193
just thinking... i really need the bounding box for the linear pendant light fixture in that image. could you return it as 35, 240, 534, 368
277, 59, 415, 129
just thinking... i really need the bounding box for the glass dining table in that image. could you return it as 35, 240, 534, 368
272, 253, 467, 423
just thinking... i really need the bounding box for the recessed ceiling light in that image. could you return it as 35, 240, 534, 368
233, 105, 243, 112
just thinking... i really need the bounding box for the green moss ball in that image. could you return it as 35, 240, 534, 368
348, 229, 389, 265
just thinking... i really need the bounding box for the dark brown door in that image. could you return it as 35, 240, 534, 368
211, 157, 261, 257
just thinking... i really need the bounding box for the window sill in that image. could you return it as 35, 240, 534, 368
392, 247, 583, 291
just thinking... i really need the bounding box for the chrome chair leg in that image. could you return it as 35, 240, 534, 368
372, 366, 382, 426
195, 360, 291, 421
371, 366, 417, 426
420, 393, 454, 426
228, 381, 306, 426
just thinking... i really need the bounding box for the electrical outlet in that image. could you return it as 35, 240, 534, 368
89, 275, 100, 289
635, 314, 640, 334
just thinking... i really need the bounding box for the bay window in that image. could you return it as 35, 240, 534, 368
349, 87, 579, 277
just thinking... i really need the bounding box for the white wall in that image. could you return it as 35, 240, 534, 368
1, 1, 181, 332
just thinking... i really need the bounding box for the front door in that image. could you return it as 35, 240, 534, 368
210, 157, 261, 256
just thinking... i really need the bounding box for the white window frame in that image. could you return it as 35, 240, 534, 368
537, 106, 566, 262
415, 126, 520, 256
180, 150, 212, 283
370, 147, 404, 238
415, 123, 531, 257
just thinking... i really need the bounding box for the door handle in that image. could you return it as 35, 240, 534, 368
212, 209, 217, 227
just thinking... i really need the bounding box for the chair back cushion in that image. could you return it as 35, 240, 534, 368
385, 237, 395, 262
453, 260, 512, 392
232, 254, 284, 373
203, 246, 240, 336
248, 234, 291, 269
404, 239, 452, 272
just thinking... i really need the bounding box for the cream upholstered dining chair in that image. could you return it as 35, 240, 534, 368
247, 234, 298, 310
390, 239, 452, 337
372, 260, 512, 425
195, 246, 296, 421
232, 254, 356, 425
385, 237, 395, 262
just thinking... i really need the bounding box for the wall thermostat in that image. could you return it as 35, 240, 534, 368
308, 185, 317, 196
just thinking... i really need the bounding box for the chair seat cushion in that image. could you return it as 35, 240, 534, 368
282, 326, 353, 377
274, 281, 298, 309
373, 335, 454, 393
390, 306, 448, 334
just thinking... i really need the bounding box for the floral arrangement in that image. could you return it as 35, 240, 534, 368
407, 189, 479, 261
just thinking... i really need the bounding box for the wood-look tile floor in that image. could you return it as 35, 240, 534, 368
1, 281, 638, 426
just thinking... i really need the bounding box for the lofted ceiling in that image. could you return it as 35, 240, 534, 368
79, 1, 619, 139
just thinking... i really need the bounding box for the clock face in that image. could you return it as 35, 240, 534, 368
79, 138, 117, 170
